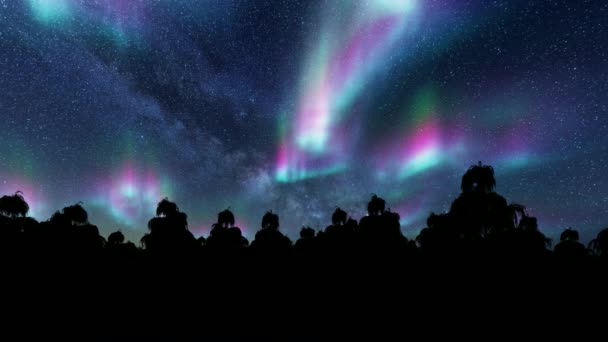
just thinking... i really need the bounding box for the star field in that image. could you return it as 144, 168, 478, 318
0, 0, 607, 243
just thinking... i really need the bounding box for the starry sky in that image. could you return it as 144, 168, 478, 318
1, 0, 607, 243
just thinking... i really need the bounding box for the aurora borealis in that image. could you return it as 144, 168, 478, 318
1, 0, 607, 243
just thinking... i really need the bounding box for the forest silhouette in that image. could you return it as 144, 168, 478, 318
1, 163, 606, 338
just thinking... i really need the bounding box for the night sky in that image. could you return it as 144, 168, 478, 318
1, 0, 607, 243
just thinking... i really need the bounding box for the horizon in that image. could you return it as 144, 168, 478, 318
1, 0, 607, 244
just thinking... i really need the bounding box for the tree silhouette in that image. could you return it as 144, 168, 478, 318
62, 202, 89, 225
142, 198, 196, 254
251, 211, 291, 254
0, 191, 29, 218
367, 194, 386, 216
359, 194, 387, 235
331, 208, 347, 226
461, 161, 496, 193
554, 228, 587, 259
450, 162, 510, 240
156, 198, 179, 217
108, 230, 125, 245
261, 210, 280, 230
207, 209, 247, 252
589, 228, 608, 257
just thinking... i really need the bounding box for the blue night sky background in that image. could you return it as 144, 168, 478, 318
0, 0, 607, 244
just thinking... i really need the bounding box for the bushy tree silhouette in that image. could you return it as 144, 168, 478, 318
554, 228, 587, 259
207, 208, 247, 252
108, 230, 125, 245
0, 191, 29, 218
461, 161, 496, 193
450, 162, 511, 240
589, 228, 608, 257
141, 198, 196, 254
250, 211, 292, 255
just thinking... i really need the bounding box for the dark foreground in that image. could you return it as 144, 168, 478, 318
1, 163, 607, 339
3, 250, 608, 340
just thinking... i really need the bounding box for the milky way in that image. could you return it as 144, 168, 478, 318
1, 0, 607, 243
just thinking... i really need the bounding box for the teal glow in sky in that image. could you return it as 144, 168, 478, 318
28, 0, 71, 23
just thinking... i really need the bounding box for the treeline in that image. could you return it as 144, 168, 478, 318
1, 163, 605, 260
0, 163, 606, 338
